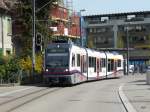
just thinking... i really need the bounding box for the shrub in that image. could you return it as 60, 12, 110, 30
0, 56, 20, 82
35, 54, 43, 74
19, 56, 32, 72
0, 54, 43, 83
19, 54, 43, 74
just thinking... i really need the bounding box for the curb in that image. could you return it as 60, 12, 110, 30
0, 83, 20, 87
118, 83, 137, 112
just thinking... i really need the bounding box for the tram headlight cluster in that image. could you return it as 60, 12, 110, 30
64, 69, 69, 72
46, 69, 49, 72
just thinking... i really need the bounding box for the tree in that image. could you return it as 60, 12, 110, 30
35, 0, 57, 49
1, 0, 59, 82
10, 0, 58, 56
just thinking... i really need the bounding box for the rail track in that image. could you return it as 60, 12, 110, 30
0, 87, 62, 112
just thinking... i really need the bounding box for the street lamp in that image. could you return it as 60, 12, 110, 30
126, 25, 130, 75
80, 9, 86, 47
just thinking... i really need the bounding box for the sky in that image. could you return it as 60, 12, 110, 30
73, 0, 150, 15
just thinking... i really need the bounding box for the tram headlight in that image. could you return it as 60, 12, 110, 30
46, 69, 49, 72
65, 69, 68, 72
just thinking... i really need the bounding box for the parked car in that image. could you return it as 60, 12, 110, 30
129, 65, 134, 73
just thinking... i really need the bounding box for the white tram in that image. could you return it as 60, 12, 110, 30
43, 43, 124, 85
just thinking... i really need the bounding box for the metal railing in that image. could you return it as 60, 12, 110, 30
0, 70, 43, 85
0, 70, 22, 85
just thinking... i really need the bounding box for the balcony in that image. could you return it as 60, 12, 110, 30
125, 17, 144, 22
50, 6, 68, 22
51, 25, 80, 38
68, 26, 80, 38
70, 13, 80, 25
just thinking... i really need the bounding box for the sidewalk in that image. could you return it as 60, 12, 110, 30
0, 85, 33, 95
123, 74, 150, 112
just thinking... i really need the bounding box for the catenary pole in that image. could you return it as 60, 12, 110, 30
32, 0, 36, 75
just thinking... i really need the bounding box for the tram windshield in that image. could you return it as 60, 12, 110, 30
46, 48, 69, 68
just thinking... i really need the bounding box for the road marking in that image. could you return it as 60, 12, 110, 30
0, 87, 33, 97
119, 83, 137, 112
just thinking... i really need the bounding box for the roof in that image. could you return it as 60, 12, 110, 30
84, 11, 150, 18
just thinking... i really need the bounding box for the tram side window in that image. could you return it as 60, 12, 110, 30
99, 59, 102, 72
77, 54, 80, 67
101, 58, 106, 67
89, 57, 92, 67
83, 55, 87, 73
114, 60, 117, 70
118, 60, 121, 67
72, 53, 75, 67
89, 57, 96, 72
111, 59, 114, 71
93, 57, 96, 72
108, 59, 111, 72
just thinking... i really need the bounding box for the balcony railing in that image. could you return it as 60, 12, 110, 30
50, 6, 68, 21
51, 25, 80, 38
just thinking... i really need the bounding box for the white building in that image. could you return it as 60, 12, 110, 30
0, 1, 12, 56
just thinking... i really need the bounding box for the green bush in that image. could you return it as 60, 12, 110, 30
0, 54, 43, 84
0, 56, 20, 82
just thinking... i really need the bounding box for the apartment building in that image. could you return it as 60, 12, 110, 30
0, 1, 13, 57
49, 0, 80, 43
83, 11, 150, 66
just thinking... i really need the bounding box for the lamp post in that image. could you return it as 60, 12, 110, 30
126, 25, 130, 75
80, 9, 86, 47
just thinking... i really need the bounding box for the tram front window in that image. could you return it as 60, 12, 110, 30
46, 54, 69, 68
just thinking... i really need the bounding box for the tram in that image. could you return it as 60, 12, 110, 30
43, 42, 124, 85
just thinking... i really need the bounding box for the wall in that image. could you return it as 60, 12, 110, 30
0, 14, 12, 56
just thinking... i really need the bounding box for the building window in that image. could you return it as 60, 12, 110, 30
6, 50, 11, 56
97, 28, 106, 33
94, 28, 97, 33
101, 17, 109, 21
89, 28, 93, 33
7, 18, 12, 36
127, 15, 135, 20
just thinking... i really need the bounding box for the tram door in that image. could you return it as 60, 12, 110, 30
96, 58, 99, 78
114, 60, 117, 76
81, 55, 83, 74
81, 55, 87, 74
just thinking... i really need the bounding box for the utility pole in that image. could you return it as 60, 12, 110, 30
80, 9, 85, 47
31, 0, 55, 75
32, 0, 36, 75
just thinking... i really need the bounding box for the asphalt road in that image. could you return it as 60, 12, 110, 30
0, 77, 131, 112
0, 75, 138, 112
